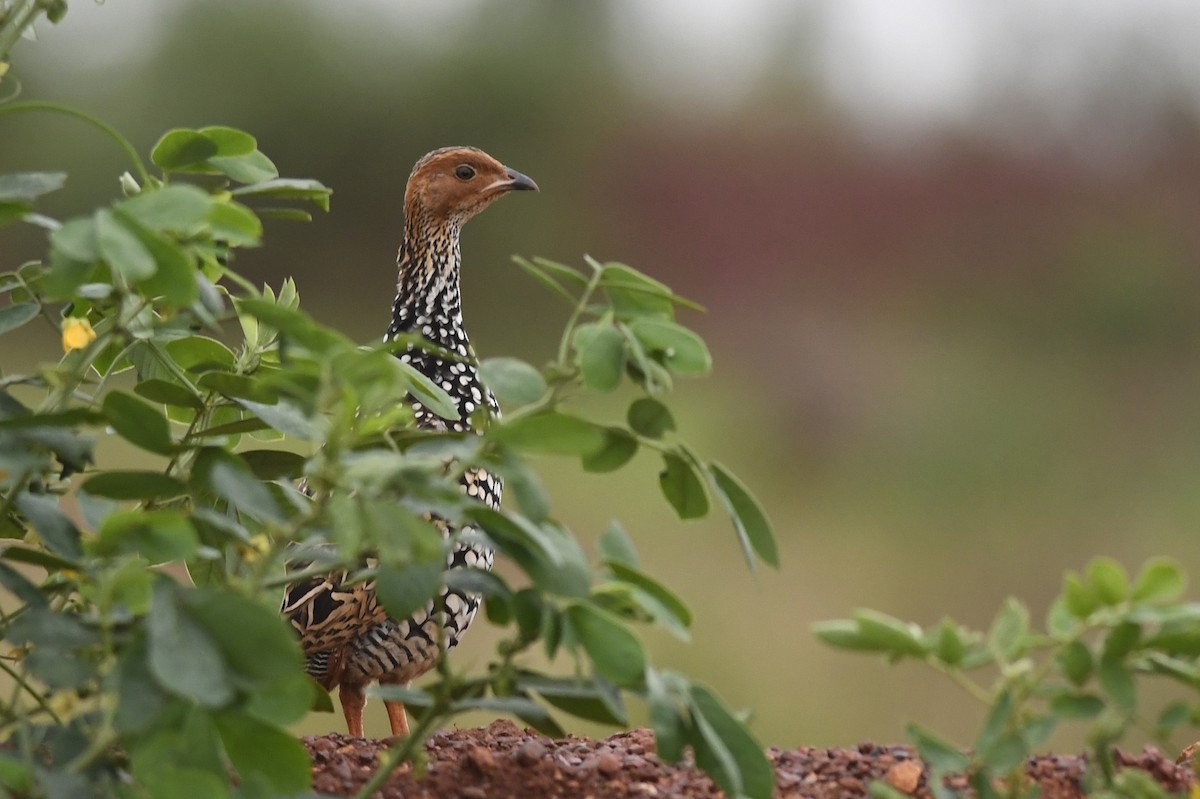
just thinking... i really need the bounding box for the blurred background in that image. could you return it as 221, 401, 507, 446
4, 0, 1200, 751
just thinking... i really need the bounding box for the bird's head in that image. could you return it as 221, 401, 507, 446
405, 146, 538, 227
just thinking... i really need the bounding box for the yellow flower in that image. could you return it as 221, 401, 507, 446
61, 317, 97, 352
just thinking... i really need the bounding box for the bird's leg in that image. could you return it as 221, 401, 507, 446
384, 684, 410, 737
340, 682, 366, 738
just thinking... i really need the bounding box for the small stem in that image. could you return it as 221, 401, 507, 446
925, 658, 993, 705
555, 262, 604, 367
0, 101, 151, 184
0, 657, 61, 725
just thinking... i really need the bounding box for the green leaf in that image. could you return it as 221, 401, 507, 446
1063, 572, 1099, 619
812, 619, 879, 651
601, 263, 676, 318
103, 390, 175, 455
1057, 640, 1094, 686
479, 357, 547, 409
0, 753, 33, 794
92, 509, 199, 562
148, 583, 234, 707
511, 255, 580, 303
516, 673, 627, 726
82, 471, 187, 501
186, 589, 303, 684
659, 451, 709, 520
209, 150, 280, 184
152, 128, 219, 171
95, 208, 156, 281
14, 492, 81, 559
1132, 557, 1186, 604
628, 318, 712, 376
0, 562, 49, 607
986, 597, 1030, 662
164, 335, 236, 372
240, 449, 306, 481
0, 171, 66, 202
931, 619, 968, 666
49, 217, 99, 261
1098, 657, 1135, 713
116, 209, 198, 306
493, 411, 606, 456
192, 447, 284, 522
231, 178, 331, 212
607, 560, 692, 639
597, 521, 639, 568
906, 723, 970, 771
117, 184, 212, 231
574, 323, 626, 391
627, 397, 675, 438
581, 427, 638, 473
1050, 692, 1105, 719
646, 669, 685, 763
708, 462, 778, 568
566, 602, 646, 688
215, 711, 312, 795
0, 302, 39, 335
134, 379, 205, 408
129, 711, 228, 799
375, 562, 443, 621
689, 684, 774, 799
853, 609, 929, 657
470, 508, 591, 598
1101, 620, 1141, 661
238, 297, 347, 352
1088, 557, 1129, 605
234, 397, 327, 441
197, 126, 257, 156
208, 201, 262, 246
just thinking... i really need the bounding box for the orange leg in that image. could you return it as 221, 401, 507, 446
340, 683, 366, 738
384, 698, 410, 737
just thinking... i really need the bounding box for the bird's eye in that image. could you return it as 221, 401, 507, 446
454, 164, 476, 181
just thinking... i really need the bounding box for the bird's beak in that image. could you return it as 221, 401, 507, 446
499, 166, 538, 192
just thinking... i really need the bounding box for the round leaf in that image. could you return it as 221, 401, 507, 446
102, 390, 175, 455
628, 318, 712, 376
92, 509, 198, 562
147, 584, 234, 707
627, 397, 675, 438
479, 357, 547, 409
582, 427, 638, 473
492, 411, 606, 456
659, 452, 709, 520
574, 323, 626, 391
151, 129, 219, 171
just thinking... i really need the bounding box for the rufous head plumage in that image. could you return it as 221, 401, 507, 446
404, 146, 538, 225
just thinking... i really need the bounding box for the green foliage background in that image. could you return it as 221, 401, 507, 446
4, 0, 1200, 759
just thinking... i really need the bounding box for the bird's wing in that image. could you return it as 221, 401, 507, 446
280, 570, 388, 657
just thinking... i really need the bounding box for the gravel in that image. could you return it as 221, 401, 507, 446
304, 720, 1196, 798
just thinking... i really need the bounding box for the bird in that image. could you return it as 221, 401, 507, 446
280, 146, 538, 737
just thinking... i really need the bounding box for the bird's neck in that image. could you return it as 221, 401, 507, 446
386, 215, 469, 357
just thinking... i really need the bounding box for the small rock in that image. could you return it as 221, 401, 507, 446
467, 745, 495, 771
597, 752, 621, 777
460, 787, 487, 799
885, 759, 924, 795
515, 740, 548, 765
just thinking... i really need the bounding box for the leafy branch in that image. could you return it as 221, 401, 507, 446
816, 557, 1200, 799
